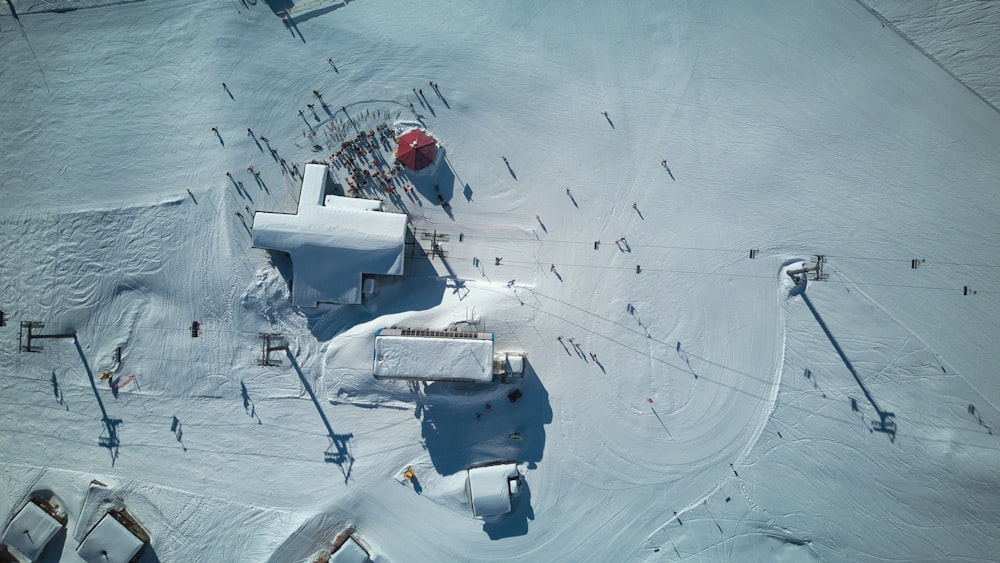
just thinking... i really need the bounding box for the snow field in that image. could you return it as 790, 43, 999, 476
1, 0, 999, 561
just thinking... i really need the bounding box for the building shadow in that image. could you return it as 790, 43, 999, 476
482, 478, 533, 540
33, 526, 67, 563
299, 239, 447, 341
263, 0, 294, 14
405, 148, 455, 206
258, 225, 445, 342
135, 544, 163, 563
419, 362, 551, 476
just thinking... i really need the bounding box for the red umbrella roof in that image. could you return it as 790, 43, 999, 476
397, 129, 437, 170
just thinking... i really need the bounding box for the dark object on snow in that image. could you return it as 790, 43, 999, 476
508, 389, 523, 403
191, 321, 200, 338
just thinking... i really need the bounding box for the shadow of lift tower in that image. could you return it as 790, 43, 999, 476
790, 257, 897, 442
20, 321, 125, 461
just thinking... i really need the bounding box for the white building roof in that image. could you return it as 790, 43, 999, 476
373, 329, 495, 382
506, 353, 525, 374
1, 502, 63, 562
76, 513, 144, 563
329, 536, 370, 563
467, 463, 519, 518
252, 163, 407, 306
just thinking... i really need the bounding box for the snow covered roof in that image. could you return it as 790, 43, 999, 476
76, 513, 145, 563
466, 463, 519, 518
252, 163, 407, 307
1, 501, 63, 562
329, 536, 370, 563
396, 128, 437, 170
506, 353, 525, 374
373, 329, 495, 382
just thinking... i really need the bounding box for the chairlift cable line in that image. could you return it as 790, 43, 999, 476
459, 234, 1000, 268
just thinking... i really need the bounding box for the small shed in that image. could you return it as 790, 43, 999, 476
76, 510, 148, 563
493, 352, 527, 383
328, 536, 370, 563
0, 499, 66, 563
465, 463, 520, 518
374, 329, 495, 383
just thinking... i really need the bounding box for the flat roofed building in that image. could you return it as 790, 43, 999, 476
252, 163, 407, 306
373, 329, 495, 383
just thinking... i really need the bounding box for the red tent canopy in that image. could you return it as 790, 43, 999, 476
396, 129, 437, 170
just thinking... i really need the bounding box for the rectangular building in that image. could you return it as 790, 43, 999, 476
373, 328, 495, 383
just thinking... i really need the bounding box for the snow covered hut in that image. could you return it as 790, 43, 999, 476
76, 509, 148, 563
465, 463, 521, 518
328, 536, 370, 563
0, 498, 66, 563
252, 163, 408, 307
373, 329, 495, 382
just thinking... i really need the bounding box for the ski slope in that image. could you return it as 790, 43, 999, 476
1, 0, 998, 561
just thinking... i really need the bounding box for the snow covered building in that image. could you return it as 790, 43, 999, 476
76, 509, 149, 563
373, 329, 495, 383
252, 163, 408, 307
0, 498, 66, 563
466, 462, 521, 518
327, 536, 370, 563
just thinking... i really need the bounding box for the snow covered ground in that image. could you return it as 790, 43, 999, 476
2, 0, 999, 561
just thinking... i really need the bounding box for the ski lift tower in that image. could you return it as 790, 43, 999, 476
786, 255, 828, 285
257, 333, 287, 366
19, 322, 77, 353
